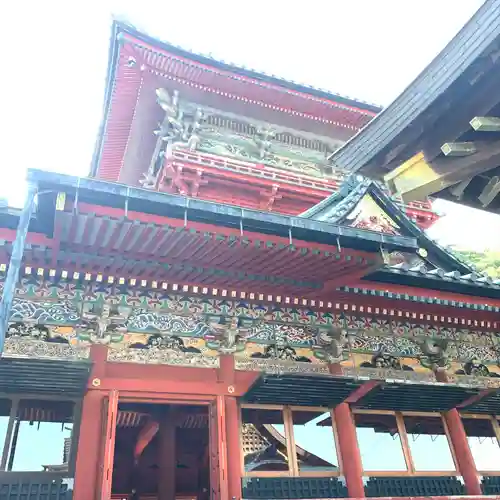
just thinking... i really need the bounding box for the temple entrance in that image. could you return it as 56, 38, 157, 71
110, 402, 212, 500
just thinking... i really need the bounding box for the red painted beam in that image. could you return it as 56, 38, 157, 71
345, 380, 381, 403
315, 259, 383, 296
457, 388, 497, 409
0, 229, 53, 247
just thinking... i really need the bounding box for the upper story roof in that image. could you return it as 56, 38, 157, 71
91, 20, 381, 182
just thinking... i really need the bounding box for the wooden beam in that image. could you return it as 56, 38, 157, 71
378, 62, 500, 172
448, 177, 473, 200
456, 389, 496, 409
478, 175, 500, 207
158, 407, 177, 500
441, 142, 477, 157
384, 140, 500, 202
470, 116, 500, 132
345, 380, 380, 404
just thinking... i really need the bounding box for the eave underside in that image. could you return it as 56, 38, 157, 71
328, 0, 500, 212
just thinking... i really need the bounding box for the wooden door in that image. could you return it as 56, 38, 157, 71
209, 396, 228, 500
96, 390, 119, 500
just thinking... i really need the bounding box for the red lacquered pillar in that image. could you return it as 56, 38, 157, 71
73, 391, 105, 500
225, 396, 243, 500
73, 344, 108, 500
443, 408, 481, 496
334, 402, 365, 498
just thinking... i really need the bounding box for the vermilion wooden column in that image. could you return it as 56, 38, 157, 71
333, 402, 365, 498
443, 408, 482, 495
73, 391, 106, 500
225, 396, 242, 500
74, 344, 108, 500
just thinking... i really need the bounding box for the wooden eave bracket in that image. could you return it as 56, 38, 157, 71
384, 139, 500, 202
384, 152, 444, 203
478, 175, 500, 207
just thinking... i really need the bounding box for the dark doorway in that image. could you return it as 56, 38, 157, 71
111, 402, 210, 500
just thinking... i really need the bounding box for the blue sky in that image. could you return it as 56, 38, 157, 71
3, 0, 498, 251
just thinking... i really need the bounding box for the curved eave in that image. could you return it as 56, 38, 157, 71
28, 169, 419, 255
329, 0, 500, 174
90, 21, 122, 179
365, 268, 500, 302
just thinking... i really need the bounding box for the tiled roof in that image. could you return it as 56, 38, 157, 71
302, 174, 500, 298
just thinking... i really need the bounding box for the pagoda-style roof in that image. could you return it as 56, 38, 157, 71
92, 20, 380, 173
85, 20, 444, 227
91, 21, 379, 186
329, 0, 500, 213
302, 174, 500, 299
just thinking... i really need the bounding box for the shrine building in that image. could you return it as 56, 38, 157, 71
0, 15, 500, 500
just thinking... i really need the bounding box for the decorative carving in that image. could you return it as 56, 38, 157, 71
313, 327, 347, 362
10, 299, 79, 324
6, 281, 500, 382
129, 334, 201, 353
6, 323, 69, 344
142, 88, 204, 189
418, 338, 449, 369
126, 310, 210, 337
455, 359, 500, 378
253, 126, 276, 160
77, 303, 129, 344
235, 358, 329, 375
205, 317, 251, 354
345, 194, 400, 235
250, 345, 312, 363
360, 349, 414, 371
3, 339, 89, 360
107, 348, 219, 368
